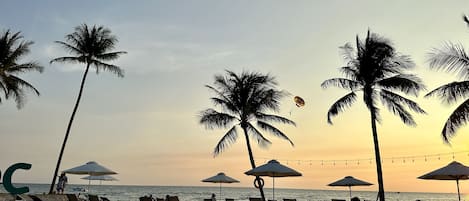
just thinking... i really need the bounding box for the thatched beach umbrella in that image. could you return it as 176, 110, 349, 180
418, 161, 469, 201
245, 160, 302, 201
202, 172, 239, 198
328, 176, 373, 200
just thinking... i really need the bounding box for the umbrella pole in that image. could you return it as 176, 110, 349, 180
220, 183, 222, 199
349, 186, 352, 200
88, 178, 91, 193
273, 177, 275, 201
456, 179, 461, 201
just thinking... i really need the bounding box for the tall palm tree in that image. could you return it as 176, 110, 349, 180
48, 24, 126, 194
321, 31, 426, 201
0, 30, 43, 108
426, 15, 469, 143
199, 70, 295, 201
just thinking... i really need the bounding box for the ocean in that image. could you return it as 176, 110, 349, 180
1, 184, 464, 201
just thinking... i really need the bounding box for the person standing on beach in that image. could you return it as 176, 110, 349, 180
211, 193, 216, 201
56, 172, 68, 194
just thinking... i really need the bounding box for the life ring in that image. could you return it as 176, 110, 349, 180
253, 177, 264, 189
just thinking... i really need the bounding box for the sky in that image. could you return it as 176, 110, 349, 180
2, 0, 469, 194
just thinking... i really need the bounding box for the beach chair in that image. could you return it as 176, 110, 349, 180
283, 199, 296, 201
168, 196, 179, 201
249, 198, 262, 201
28, 195, 42, 201
65, 194, 79, 201
225, 199, 234, 201
88, 195, 100, 201
16, 195, 34, 201
204, 199, 212, 201
139, 196, 152, 201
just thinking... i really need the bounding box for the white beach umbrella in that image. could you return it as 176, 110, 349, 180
202, 172, 239, 198
245, 160, 302, 201
418, 161, 469, 201
328, 176, 373, 199
64, 161, 117, 191
81, 175, 118, 185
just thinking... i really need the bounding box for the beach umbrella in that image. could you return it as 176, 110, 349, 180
202, 172, 239, 198
64, 161, 117, 191
328, 176, 373, 199
245, 160, 302, 201
418, 161, 469, 201
81, 175, 118, 185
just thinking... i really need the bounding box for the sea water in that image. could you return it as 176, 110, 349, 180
1, 184, 464, 201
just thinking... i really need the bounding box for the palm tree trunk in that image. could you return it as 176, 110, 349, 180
370, 111, 385, 201
49, 63, 91, 194
242, 124, 266, 201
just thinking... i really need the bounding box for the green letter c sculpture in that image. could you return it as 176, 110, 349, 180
3, 163, 31, 194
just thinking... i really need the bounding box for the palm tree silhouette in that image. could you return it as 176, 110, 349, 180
48, 24, 126, 194
0, 30, 43, 108
321, 31, 426, 201
199, 70, 295, 201
426, 15, 469, 143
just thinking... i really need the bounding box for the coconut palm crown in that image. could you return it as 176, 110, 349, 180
321, 30, 426, 201
199, 70, 295, 201
48, 24, 126, 194
426, 15, 469, 143
0, 30, 43, 108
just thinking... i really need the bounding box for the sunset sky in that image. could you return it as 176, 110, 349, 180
2, 0, 469, 194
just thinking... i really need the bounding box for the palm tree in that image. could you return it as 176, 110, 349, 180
199, 70, 295, 201
321, 31, 426, 201
0, 30, 43, 108
48, 24, 126, 194
426, 15, 469, 143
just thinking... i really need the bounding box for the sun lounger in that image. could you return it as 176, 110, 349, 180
65, 194, 79, 201
331, 199, 346, 201
87, 195, 99, 201
249, 198, 262, 201
203, 199, 212, 201
168, 196, 179, 201
28, 195, 42, 201
225, 199, 234, 201
283, 199, 296, 201
139, 196, 152, 201
16, 195, 33, 201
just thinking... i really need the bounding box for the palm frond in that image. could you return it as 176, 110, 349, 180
54, 41, 84, 55
205, 85, 239, 113
441, 99, 469, 143
246, 122, 271, 148
377, 74, 425, 96
379, 90, 416, 126
257, 121, 294, 146
213, 126, 238, 157
8, 62, 44, 74
50, 56, 84, 64
427, 42, 469, 79
255, 113, 296, 126
91, 60, 124, 77
321, 78, 362, 91
95, 51, 127, 61
327, 92, 357, 124
7, 75, 40, 96
199, 109, 238, 129
425, 81, 469, 105
380, 90, 426, 114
